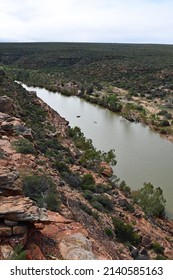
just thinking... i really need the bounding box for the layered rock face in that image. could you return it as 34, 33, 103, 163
0, 98, 48, 259
0, 166, 48, 259
0, 93, 101, 260
0, 167, 21, 196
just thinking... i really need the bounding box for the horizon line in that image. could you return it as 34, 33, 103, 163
0, 41, 173, 46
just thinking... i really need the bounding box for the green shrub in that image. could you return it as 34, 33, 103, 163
45, 192, 61, 212
81, 174, 95, 190
80, 203, 93, 215
158, 110, 172, 119
132, 183, 166, 218
125, 203, 135, 213
62, 172, 82, 188
90, 200, 104, 212
23, 175, 61, 211
95, 184, 111, 193
96, 195, 113, 211
12, 138, 35, 154
159, 119, 170, 127
54, 160, 69, 173
136, 105, 143, 111
155, 255, 167, 260
152, 242, 164, 255
158, 110, 168, 116
92, 211, 100, 220
112, 217, 141, 245
83, 190, 95, 201
83, 190, 113, 212
104, 227, 114, 238
119, 181, 131, 197
10, 244, 26, 260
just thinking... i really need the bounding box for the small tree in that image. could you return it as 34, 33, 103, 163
132, 183, 166, 218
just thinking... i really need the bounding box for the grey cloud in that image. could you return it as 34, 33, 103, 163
0, 0, 173, 43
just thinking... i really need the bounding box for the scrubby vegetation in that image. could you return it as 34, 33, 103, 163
23, 175, 61, 211
12, 138, 36, 154
152, 242, 164, 255
132, 182, 166, 218
112, 217, 141, 246
68, 126, 116, 170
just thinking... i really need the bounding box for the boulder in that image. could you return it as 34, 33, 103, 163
99, 162, 113, 177
59, 233, 96, 260
0, 96, 14, 114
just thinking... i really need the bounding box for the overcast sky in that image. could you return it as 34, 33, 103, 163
0, 0, 172, 44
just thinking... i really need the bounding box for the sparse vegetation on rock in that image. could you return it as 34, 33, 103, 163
112, 217, 141, 246
23, 175, 61, 211
12, 138, 36, 154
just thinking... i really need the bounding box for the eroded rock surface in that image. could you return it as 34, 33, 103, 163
99, 162, 113, 177
59, 233, 96, 260
0, 167, 22, 195
0, 196, 48, 222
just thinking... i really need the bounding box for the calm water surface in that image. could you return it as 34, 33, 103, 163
22, 84, 173, 218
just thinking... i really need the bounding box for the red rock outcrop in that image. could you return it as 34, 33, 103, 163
99, 162, 113, 177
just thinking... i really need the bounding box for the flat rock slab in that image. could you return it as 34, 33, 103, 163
59, 233, 96, 260
0, 196, 48, 222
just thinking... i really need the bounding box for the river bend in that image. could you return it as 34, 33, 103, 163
21, 83, 173, 219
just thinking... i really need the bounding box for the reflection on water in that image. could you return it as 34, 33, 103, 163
21, 84, 173, 219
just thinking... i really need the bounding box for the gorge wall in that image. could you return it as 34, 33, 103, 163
0, 70, 173, 260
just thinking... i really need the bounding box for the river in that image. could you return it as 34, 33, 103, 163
21, 83, 173, 219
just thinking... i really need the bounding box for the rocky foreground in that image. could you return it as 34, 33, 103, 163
0, 71, 173, 260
